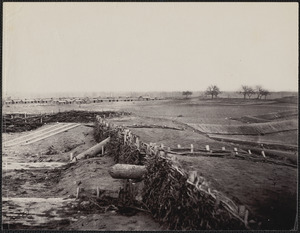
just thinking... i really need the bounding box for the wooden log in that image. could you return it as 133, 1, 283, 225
109, 164, 147, 179
75, 137, 110, 160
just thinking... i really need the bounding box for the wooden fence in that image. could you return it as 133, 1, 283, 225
94, 115, 254, 229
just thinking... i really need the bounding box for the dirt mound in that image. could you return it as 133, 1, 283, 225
274, 96, 298, 104
232, 110, 298, 123
189, 119, 297, 135
3, 111, 129, 133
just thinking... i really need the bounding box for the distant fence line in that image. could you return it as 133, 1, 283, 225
3, 97, 162, 105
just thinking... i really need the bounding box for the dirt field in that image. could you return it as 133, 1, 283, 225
2, 124, 164, 230
2, 96, 298, 230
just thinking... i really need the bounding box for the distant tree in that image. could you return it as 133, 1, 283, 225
239, 85, 255, 99
182, 91, 193, 98
255, 86, 263, 99
261, 89, 270, 99
255, 86, 270, 99
205, 85, 221, 99
246, 87, 255, 99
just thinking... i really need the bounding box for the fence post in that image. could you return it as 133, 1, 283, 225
244, 209, 249, 226
76, 187, 80, 199
129, 131, 132, 143
124, 131, 127, 144
191, 144, 194, 153
96, 187, 100, 198
136, 137, 140, 150
206, 145, 210, 151
234, 148, 238, 155
154, 145, 158, 154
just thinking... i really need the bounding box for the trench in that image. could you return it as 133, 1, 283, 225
1, 156, 79, 229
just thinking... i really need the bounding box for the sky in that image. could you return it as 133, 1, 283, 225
3, 2, 298, 97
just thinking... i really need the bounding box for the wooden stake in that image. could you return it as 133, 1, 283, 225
178, 144, 181, 149
234, 148, 238, 155
136, 137, 140, 149
206, 145, 210, 151
222, 147, 225, 151
191, 144, 194, 153
262, 151, 266, 158
102, 146, 104, 155
244, 209, 249, 226
248, 150, 252, 154
96, 187, 100, 198
76, 187, 80, 198
70, 153, 73, 161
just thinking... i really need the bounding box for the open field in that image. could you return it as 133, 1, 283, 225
2, 96, 298, 230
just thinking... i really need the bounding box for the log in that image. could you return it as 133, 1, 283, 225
75, 137, 110, 160
109, 164, 147, 179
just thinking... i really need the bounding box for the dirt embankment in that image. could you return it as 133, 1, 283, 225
2, 120, 163, 230
106, 115, 297, 230
2, 110, 130, 133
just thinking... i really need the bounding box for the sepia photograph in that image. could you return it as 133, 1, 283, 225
2, 2, 298, 230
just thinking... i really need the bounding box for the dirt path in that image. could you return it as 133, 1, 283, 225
2, 124, 164, 230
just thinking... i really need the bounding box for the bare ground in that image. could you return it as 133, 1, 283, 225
2, 98, 298, 230
2, 124, 164, 230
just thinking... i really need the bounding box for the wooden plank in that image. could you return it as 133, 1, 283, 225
23, 123, 81, 145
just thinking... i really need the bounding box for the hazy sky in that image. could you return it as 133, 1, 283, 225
3, 2, 298, 96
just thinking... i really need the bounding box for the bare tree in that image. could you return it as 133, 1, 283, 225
182, 91, 193, 99
255, 86, 263, 99
261, 89, 270, 99
246, 87, 255, 99
239, 85, 250, 99
205, 85, 221, 99
255, 86, 270, 99
239, 85, 255, 99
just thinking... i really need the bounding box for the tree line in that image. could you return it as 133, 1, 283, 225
182, 85, 270, 99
